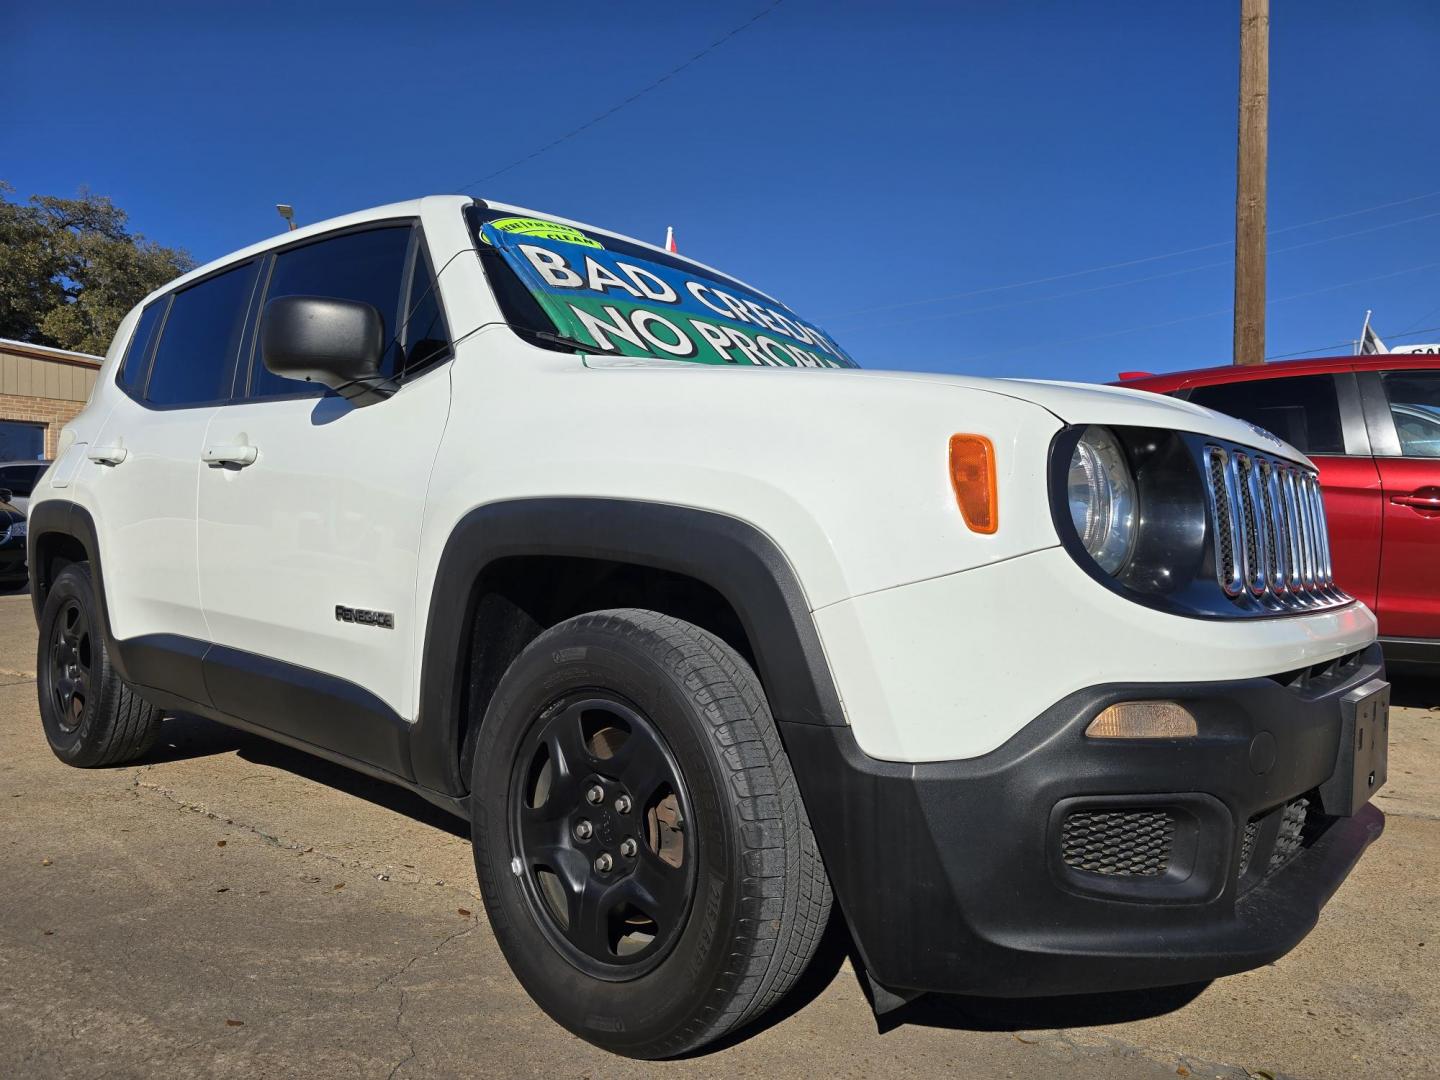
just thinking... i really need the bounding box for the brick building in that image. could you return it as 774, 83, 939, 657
0, 338, 102, 460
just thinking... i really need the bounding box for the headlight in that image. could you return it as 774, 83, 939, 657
1067, 425, 1137, 575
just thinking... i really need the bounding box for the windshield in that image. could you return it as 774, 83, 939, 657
467, 206, 857, 369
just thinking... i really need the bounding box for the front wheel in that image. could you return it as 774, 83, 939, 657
471, 609, 832, 1058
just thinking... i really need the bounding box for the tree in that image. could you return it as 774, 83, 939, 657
0, 183, 193, 355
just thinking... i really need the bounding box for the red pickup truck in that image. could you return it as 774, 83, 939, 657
1119, 355, 1440, 673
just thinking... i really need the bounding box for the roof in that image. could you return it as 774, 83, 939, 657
0, 337, 103, 368
1112, 352, 1440, 393
141, 194, 785, 311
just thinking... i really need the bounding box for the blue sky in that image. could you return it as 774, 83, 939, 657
4, 0, 1439, 380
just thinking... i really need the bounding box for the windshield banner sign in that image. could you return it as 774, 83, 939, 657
481, 222, 857, 368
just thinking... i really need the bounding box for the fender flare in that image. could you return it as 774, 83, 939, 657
29, 500, 123, 669
407, 498, 848, 796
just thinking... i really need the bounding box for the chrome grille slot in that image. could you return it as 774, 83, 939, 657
1206, 447, 1244, 596
1201, 445, 1348, 612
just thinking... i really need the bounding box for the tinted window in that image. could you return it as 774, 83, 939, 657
0, 464, 46, 496
400, 250, 450, 375
1188, 375, 1345, 455
1382, 370, 1440, 458
145, 261, 258, 407
118, 299, 166, 394
251, 226, 411, 398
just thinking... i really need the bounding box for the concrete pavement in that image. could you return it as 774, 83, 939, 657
1, 587, 1436, 1078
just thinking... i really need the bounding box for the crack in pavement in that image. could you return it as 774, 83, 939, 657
130, 766, 478, 897
370, 921, 478, 1080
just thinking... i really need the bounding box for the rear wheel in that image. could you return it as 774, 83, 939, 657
37, 563, 161, 767
471, 608, 831, 1058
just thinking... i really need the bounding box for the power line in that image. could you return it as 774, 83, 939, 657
1266, 324, 1440, 360
820, 187, 1440, 321
955, 260, 1440, 366
456, 2, 785, 191
830, 208, 1440, 334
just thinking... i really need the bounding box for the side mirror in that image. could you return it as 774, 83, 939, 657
260, 295, 392, 406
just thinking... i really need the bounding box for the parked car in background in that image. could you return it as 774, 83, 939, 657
1119, 355, 1440, 673
0, 460, 53, 514
0, 492, 27, 589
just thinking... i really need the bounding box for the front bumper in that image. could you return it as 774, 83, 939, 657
782, 642, 1387, 997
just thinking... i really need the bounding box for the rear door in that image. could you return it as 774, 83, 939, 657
84, 259, 261, 658
1185, 371, 1382, 609
1361, 369, 1440, 641
195, 222, 452, 753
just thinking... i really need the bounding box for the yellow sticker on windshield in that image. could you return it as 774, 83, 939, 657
483, 217, 602, 249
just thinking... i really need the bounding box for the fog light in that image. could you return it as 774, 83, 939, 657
1086, 701, 1198, 739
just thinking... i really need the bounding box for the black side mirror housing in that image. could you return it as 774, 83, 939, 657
260, 295, 392, 406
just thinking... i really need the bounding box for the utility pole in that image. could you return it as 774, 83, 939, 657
1233, 0, 1269, 365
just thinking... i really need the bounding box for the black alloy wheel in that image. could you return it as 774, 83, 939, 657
48, 597, 92, 733
510, 692, 695, 978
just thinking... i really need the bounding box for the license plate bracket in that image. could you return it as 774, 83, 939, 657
1318, 678, 1390, 817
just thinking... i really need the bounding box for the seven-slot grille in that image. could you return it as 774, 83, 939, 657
1202, 446, 1348, 610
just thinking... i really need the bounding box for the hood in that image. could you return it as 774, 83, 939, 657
580, 359, 1312, 466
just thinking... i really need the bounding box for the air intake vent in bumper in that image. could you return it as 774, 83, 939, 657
1061, 808, 1176, 877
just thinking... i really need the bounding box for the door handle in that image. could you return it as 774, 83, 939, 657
1391, 490, 1440, 512
87, 445, 127, 466
203, 444, 258, 467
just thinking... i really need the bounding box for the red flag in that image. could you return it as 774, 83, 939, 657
665, 226, 677, 253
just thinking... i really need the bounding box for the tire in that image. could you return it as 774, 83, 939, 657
37, 562, 162, 767
471, 608, 832, 1058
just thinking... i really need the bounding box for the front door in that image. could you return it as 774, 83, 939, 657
195, 223, 453, 749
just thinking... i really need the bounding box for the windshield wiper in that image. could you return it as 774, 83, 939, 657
513, 325, 616, 357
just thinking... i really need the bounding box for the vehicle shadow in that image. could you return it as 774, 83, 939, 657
1389, 673, 1440, 710
141, 711, 469, 839
871, 980, 1210, 1035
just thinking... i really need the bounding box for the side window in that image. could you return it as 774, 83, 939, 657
1381, 370, 1440, 458
250, 226, 411, 398
400, 247, 451, 376
145, 261, 259, 407
1187, 374, 1345, 455
117, 298, 166, 395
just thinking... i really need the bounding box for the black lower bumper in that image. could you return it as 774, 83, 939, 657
781, 643, 1387, 998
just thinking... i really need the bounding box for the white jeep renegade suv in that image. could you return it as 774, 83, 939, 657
29, 196, 1389, 1058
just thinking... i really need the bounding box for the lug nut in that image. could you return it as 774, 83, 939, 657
574, 820, 593, 841
620, 838, 638, 857
586, 784, 605, 804
614, 795, 632, 814
594, 853, 614, 872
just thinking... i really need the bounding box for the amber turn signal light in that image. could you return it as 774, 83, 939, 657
948, 434, 998, 534
1086, 701, 1199, 739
